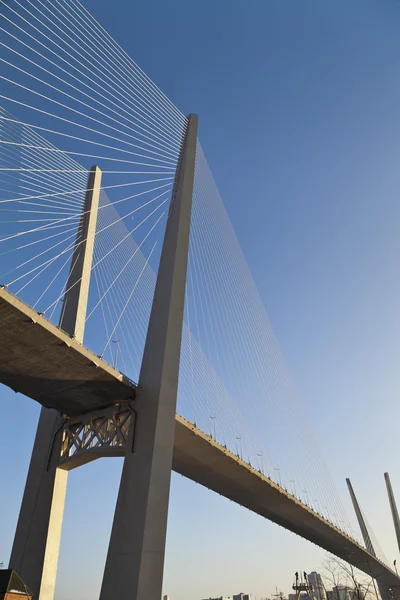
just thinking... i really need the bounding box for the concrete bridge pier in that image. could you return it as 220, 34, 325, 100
99, 114, 198, 600
9, 408, 67, 600
9, 166, 102, 600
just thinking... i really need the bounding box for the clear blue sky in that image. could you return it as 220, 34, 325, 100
2, 1, 400, 599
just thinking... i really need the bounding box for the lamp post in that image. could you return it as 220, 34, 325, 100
313, 498, 321, 514
274, 467, 282, 487
256, 453, 265, 475
112, 339, 120, 369
210, 416, 216, 440
236, 436, 242, 459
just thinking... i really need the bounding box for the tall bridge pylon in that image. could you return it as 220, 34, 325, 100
2, 3, 400, 598
8, 115, 198, 600
100, 113, 198, 600
346, 478, 390, 600
9, 164, 103, 600
384, 472, 400, 556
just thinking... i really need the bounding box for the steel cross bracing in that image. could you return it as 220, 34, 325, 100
58, 406, 135, 470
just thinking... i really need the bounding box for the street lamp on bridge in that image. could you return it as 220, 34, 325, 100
236, 436, 242, 460
210, 416, 216, 440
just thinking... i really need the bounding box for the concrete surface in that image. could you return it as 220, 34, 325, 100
0, 286, 135, 416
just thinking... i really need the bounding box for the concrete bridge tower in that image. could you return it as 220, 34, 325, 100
384, 472, 400, 555
346, 478, 390, 600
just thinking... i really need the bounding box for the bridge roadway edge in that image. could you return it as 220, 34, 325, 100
0, 285, 398, 589
173, 415, 399, 588
0, 286, 135, 415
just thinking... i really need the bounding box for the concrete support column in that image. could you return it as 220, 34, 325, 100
59, 165, 101, 343
346, 479, 375, 554
99, 115, 198, 600
346, 479, 391, 600
384, 473, 400, 555
9, 166, 102, 599
9, 409, 66, 600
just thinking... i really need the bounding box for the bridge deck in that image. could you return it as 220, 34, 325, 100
173, 417, 399, 587
0, 287, 135, 416
0, 287, 398, 587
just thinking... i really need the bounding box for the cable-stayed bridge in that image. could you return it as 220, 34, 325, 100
0, 2, 398, 599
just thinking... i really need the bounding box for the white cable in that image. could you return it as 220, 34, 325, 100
34, 0, 184, 139
0, 40, 181, 158
0, 128, 179, 167
101, 237, 160, 355
0, 14, 183, 155
70, 0, 185, 125
3, 0, 185, 148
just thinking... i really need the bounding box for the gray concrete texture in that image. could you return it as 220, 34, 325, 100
0, 286, 135, 416
99, 114, 199, 600
59, 166, 101, 344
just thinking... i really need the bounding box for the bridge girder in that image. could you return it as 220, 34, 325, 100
1, 272, 399, 594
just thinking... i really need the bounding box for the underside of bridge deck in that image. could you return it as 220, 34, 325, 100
173, 417, 399, 588
0, 286, 398, 589
0, 287, 135, 416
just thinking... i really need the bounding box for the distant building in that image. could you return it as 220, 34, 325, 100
340, 587, 365, 600
350, 590, 365, 600
325, 587, 364, 600
233, 594, 251, 600
290, 593, 311, 600
333, 586, 352, 600
307, 572, 327, 600
200, 597, 230, 600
